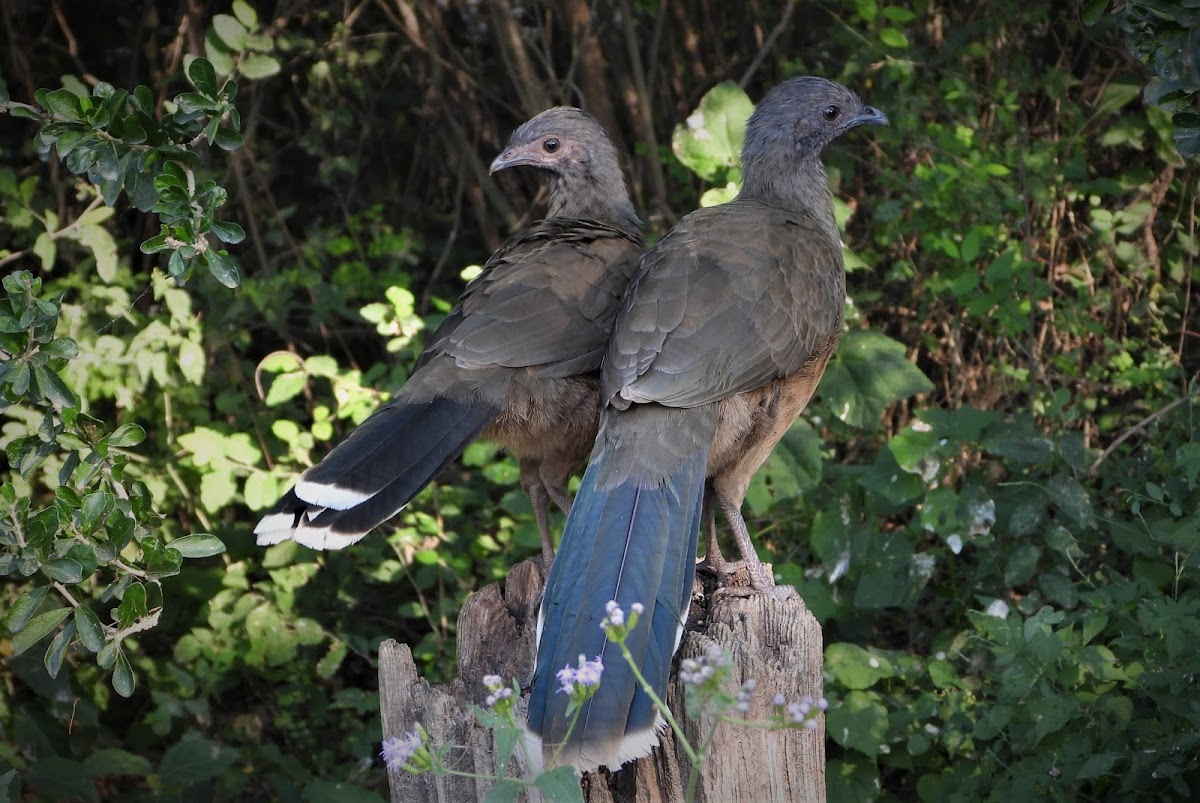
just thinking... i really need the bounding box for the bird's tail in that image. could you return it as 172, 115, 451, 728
254, 372, 499, 550
526, 405, 713, 772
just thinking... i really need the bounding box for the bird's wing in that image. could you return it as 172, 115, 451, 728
419, 218, 642, 378
603, 200, 844, 409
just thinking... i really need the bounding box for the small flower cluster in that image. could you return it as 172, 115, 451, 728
679, 644, 734, 717
735, 678, 757, 713
556, 653, 604, 716
600, 600, 644, 641
557, 653, 604, 696
771, 693, 828, 731
679, 643, 731, 687
380, 728, 427, 772
482, 674, 516, 716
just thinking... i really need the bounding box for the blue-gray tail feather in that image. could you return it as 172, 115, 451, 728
528, 427, 706, 769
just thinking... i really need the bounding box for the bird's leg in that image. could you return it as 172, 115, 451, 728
520, 460, 557, 565
528, 483, 557, 565
543, 481, 573, 518
716, 494, 775, 592
697, 489, 737, 577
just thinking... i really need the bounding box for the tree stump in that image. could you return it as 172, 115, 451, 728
379, 559, 824, 802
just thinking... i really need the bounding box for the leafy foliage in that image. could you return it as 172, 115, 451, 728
1089, 0, 1200, 157
1, 1, 1196, 801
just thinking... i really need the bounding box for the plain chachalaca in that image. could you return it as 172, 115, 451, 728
526, 77, 887, 771
254, 108, 643, 559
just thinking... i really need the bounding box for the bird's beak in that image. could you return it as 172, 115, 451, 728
850, 105, 889, 128
490, 144, 538, 175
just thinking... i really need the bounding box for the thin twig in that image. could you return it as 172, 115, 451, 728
738, 0, 797, 88
1087, 391, 1197, 477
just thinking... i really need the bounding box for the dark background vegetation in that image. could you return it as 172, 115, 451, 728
1, 0, 1197, 800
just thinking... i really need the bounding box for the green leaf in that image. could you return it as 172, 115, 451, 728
532, 766, 582, 803
11, 607, 71, 656
212, 126, 244, 151
108, 422, 146, 447
187, 57, 219, 97
5, 585, 51, 633
113, 649, 136, 697
1046, 474, 1095, 528
116, 581, 147, 628
83, 748, 154, 778
33, 364, 78, 409
200, 470, 238, 512
482, 778, 522, 803
826, 690, 889, 758
210, 219, 246, 244
265, 371, 306, 406
74, 607, 105, 652
927, 659, 958, 689
879, 27, 909, 48
26, 757, 99, 803
671, 81, 755, 182
44, 619, 76, 677
178, 338, 206, 384
33, 231, 56, 270
819, 330, 934, 429
74, 222, 119, 282
43, 88, 84, 121
315, 639, 348, 679
159, 736, 237, 784
825, 642, 895, 689
301, 781, 385, 803
40, 558, 83, 584
212, 14, 249, 50
239, 53, 281, 81
204, 29, 237, 76
232, 0, 259, 28
204, 248, 240, 288
44, 336, 79, 359
244, 471, 279, 510
169, 533, 227, 559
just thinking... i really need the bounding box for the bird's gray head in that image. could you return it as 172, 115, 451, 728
490, 106, 637, 228
744, 76, 887, 164
490, 107, 614, 176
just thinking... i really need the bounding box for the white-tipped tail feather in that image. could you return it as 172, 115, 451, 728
522, 711, 667, 774
294, 478, 373, 510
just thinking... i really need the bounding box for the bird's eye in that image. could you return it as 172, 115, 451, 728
543, 138, 560, 153
822, 105, 840, 122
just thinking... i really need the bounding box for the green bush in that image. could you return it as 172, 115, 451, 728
1, 1, 1196, 800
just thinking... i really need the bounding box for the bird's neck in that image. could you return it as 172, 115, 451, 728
739, 155, 838, 240
547, 171, 640, 233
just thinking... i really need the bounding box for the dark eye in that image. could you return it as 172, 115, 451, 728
822, 105, 840, 122
543, 138, 560, 153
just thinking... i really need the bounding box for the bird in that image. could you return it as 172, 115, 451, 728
525, 76, 887, 772
254, 107, 644, 561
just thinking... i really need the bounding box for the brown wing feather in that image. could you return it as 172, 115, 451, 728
603, 199, 844, 409
420, 218, 642, 378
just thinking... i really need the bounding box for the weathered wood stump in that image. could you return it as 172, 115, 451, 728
380, 558, 824, 802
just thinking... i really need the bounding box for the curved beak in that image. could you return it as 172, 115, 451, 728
851, 105, 889, 128
490, 145, 538, 175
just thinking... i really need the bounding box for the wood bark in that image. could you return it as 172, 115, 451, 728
380, 559, 824, 802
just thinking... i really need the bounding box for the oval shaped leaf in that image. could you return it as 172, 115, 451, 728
186, 57, 218, 96
5, 584, 51, 633
40, 558, 83, 584
169, 533, 226, 559
112, 649, 136, 697
108, 423, 146, 448
74, 607, 105, 652
11, 607, 71, 656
